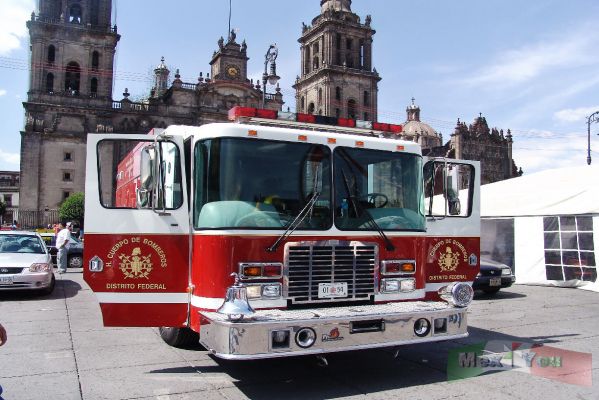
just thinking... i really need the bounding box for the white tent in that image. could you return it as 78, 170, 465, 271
480, 166, 598, 291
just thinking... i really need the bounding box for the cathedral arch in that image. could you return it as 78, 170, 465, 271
347, 99, 357, 119
92, 51, 100, 70
90, 77, 98, 96
308, 102, 315, 114
46, 73, 54, 93
65, 62, 81, 94
69, 3, 83, 24
47, 45, 56, 64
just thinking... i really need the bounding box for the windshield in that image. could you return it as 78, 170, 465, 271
334, 147, 425, 231
0, 235, 46, 254
194, 137, 332, 229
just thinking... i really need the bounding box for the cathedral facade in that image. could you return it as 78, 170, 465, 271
18, 0, 518, 224
19, 0, 283, 221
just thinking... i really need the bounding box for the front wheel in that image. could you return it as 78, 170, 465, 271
159, 327, 199, 348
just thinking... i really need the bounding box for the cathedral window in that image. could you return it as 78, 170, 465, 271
335, 86, 341, 101
308, 102, 315, 114
313, 56, 320, 70
359, 40, 365, 69
46, 73, 54, 93
65, 62, 81, 94
347, 99, 356, 119
47, 45, 56, 64
69, 4, 82, 24
63, 172, 72, 182
318, 88, 323, 104
90, 78, 98, 96
336, 34, 341, 50
346, 38, 353, 50
363, 112, 369, 121
305, 46, 311, 74
92, 51, 100, 70
363, 91, 370, 106
300, 97, 305, 112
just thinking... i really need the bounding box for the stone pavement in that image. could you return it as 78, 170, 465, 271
0, 270, 597, 399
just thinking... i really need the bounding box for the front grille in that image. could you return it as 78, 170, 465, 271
285, 241, 377, 304
0, 267, 23, 275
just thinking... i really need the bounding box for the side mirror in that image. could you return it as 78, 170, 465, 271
136, 145, 156, 208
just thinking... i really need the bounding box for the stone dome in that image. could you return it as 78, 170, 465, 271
401, 98, 442, 148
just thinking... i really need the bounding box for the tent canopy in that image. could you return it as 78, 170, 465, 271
481, 165, 599, 217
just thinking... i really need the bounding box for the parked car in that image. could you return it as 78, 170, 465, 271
473, 258, 516, 294
39, 232, 84, 268
0, 231, 55, 294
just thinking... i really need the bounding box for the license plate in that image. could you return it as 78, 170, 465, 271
489, 277, 502, 287
318, 282, 348, 299
0, 276, 13, 285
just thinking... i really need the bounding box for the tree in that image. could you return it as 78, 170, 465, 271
59, 192, 85, 227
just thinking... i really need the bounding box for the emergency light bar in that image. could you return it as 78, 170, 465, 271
228, 107, 403, 135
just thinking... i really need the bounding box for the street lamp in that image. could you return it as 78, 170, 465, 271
587, 111, 599, 165
262, 44, 280, 109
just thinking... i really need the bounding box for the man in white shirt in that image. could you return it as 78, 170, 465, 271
56, 222, 72, 273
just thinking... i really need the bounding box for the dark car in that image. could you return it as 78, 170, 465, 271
473, 258, 516, 295
39, 233, 84, 269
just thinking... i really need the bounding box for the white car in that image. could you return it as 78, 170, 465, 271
0, 231, 55, 295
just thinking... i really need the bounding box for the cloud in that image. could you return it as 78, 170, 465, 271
460, 27, 599, 89
554, 106, 599, 123
513, 133, 590, 174
0, 89, 6, 97
0, 0, 35, 55
0, 148, 20, 166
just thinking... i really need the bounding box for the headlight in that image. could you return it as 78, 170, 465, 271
381, 278, 416, 293
29, 263, 51, 272
246, 284, 281, 299
501, 267, 512, 276
262, 284, 281, 298
439, 282, 473, 308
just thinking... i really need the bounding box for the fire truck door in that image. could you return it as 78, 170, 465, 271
84, 134, 191, 327
422, 159, 481, 289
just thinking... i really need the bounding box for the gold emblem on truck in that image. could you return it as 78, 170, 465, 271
438, 247, 460, 272
119, 247, 153, 279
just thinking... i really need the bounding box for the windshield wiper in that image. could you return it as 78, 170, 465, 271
340, 167, 395, 252
266, 166, 322, 253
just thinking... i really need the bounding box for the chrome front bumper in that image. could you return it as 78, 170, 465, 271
199, 301, 468, 360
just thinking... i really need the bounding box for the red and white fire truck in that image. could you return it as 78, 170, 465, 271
84, 107, 480, 360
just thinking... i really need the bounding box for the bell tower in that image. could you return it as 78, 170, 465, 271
27, 0, 119, 103
20, 0, 120, 213
293, 0, 380, 121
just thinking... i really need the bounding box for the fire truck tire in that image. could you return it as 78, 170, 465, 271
159, 327, 199, 348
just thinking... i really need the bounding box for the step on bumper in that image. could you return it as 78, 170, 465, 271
199, 301, 468, 360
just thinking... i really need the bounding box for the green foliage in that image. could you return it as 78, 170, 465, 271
59, 192, 85, 225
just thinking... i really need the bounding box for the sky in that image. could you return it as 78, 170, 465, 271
1, 0, 598, 175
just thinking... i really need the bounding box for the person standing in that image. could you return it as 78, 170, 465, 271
56, 222, 72, 273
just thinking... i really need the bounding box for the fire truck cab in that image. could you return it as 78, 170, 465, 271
84, 107, 480, 360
